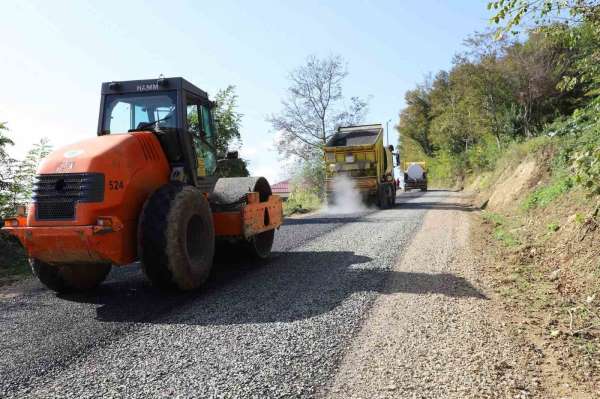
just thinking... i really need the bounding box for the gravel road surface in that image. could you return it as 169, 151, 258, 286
1, 191, 538, 398
326, 192, 542, 399
1, 191, 433, 398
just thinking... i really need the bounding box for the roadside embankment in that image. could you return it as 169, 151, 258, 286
469, 135, 600, 397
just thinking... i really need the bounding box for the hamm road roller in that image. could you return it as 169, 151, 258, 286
2, 77, 282, 292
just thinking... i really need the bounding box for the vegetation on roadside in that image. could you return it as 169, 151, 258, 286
0, 231, 28, 285
482, 211, 521, 247
0, 122, 51, 279
445, 2, 600, 395
0, 123, 52, 217
283, 188, 322, 216
398, 1, 600, 191
282, 158, 325, 216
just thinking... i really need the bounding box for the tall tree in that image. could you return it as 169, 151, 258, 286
488, 0, 600, 97
269, 54, 369, 161
15, 138, 52, 204
487, 0, 600, 32
397, 82, 435, 157
213, 85, 243, 155
0, 122, 17, 217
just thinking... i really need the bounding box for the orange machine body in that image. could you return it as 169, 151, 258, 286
4, 132, 283, 266
5, 132, 170, 265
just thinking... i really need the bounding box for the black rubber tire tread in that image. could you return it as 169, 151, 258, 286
377, 184, 391, 209
30, 258, 111, 293
388, 184, 396, 207
245, 229, 275, 259
139, 182, 215, 291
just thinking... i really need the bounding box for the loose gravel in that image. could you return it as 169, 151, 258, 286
0, 191, 430, 398
324, 192, 543, 399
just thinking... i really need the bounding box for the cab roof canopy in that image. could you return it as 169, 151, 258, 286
326, 124, 383, 147
100, 76, 209, 100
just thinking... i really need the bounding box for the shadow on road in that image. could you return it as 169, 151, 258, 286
397, 202, 476, 212
285, 216, 374, 225
59, 249, 486, 326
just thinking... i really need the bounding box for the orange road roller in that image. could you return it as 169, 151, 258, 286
2, 77, 283, 292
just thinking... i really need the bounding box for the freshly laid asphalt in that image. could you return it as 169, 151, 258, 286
0, 191, 443, 398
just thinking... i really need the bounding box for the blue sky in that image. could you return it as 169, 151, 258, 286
0, 0, 493, 183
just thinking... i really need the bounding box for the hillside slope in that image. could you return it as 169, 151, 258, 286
469, 126, 600, 396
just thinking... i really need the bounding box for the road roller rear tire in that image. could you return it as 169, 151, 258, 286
139, 182, 215, 291
30, 259, 111, 293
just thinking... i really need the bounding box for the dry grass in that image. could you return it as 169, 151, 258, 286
474, 178, 600, 397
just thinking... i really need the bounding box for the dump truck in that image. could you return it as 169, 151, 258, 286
402, 161, 428, 191
324, 124, 397, 209
2, 77, 283, 293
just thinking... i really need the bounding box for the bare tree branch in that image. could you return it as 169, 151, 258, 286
268, 55, 369, 160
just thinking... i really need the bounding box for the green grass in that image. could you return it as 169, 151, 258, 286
0, 235, 29, 285
493, 228, 521, 246
547, 222, 560, 232
522, 176, 573, 210
283, 188, 322, 216
482, 211, 521, 247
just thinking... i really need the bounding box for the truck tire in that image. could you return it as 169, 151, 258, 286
139, 182, 215, 291
30, 259, 111, 293
387, 184, 396, 208
377, 185, 391, 209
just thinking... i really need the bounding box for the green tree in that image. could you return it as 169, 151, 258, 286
0, 122, 17, 217
15, 138, 52, 204
186, 85, 249, 177
397, 82, 435, 158
488, 0, 600, 97
213, 85, 243, 155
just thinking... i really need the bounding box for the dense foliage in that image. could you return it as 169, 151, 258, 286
398, 2, 600, 189
0, 123, 51, 218
213, 85, 244, 155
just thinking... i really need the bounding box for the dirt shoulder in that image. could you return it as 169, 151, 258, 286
324, 192, 544, 399
473, 193, 600, 398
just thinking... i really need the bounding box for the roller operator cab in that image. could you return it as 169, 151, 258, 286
3, 77, 283, 293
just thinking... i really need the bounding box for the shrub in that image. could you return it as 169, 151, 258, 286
522, 176, 573, 210
283, 188, 322, 216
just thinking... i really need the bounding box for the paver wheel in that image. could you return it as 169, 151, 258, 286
139, 182, 215, 291
30, 259, 111, 293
